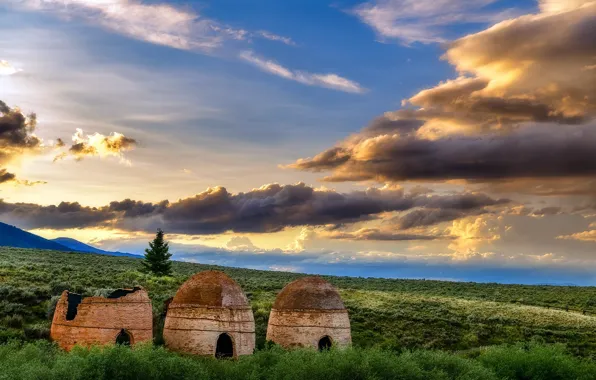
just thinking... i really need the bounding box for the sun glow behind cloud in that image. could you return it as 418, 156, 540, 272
0, 60, 21, 75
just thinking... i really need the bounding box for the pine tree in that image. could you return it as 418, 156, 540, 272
142, 229, 172, 276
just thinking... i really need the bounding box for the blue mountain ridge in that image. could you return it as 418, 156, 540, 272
52, 237, 139, 258
0, 222, 138, 257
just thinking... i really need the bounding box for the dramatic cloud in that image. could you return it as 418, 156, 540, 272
353, 0, 517, 44
0, 100, 139, 184
0, 100, 41, 185
289, 122, 596, 182
54, 128, 137, 163
0, 60, 21, 76
435, 3, 596, 125
108, 199, 169, 218
0, 183, 506, 236
0, 200, 116, 229
0, 168, 16, 184
0, 100, 40, 163
393, 208, 483, 230
448, 215, 505, 255
322, 228, 447, 241
239, 51, 366, 94
290, 2, 596, 183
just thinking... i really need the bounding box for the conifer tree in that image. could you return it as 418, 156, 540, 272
142, 229, 172, 276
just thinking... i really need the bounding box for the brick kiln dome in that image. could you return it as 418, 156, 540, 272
172, 270, 249, 307
267, 276, 351, 349
273, 276, 345, 310
164, 270, 255, 357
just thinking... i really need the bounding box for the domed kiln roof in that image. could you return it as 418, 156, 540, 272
171, 270, 249, 307
273, 276, 345, 310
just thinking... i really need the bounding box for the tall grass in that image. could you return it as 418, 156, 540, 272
0, 341, 595, 380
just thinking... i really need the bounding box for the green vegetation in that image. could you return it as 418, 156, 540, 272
3, 247, 596, 354
2, 341, 596, 380
2, 246, 596, 378
141, 229, 173, 277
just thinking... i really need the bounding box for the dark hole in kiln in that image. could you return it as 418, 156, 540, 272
66, 293, 82, 321
107, 286, 142, 299
116, 329, 131, 346
318, 336, 332, 351
216, 333, 234, 359
163, 297, 173, 317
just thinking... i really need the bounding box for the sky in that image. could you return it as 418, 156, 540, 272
1, 0, 596, 285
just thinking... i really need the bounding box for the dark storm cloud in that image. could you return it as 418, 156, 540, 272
0, 169, 16, 184
393, 209, 479, 230
0, 200, 115, 229
0, 183, 506, 235
290, 122, 596, 182
158, 183, 507, 234
374, 193, 505, 230
108, 199, 169, 218
0, 100, 40, 158
159, 183, 414, 234
361, 116, 425, 136
324, 228, 447, 241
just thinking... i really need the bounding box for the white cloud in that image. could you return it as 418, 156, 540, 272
6, 1, 362, 93
539, 0, 593, 13
448, 215, 505, 256
226, 236, 258, 251
256, 31, 296, 46
239, 51, 366, 94
352, 0, 517, 44
53, 128, 137, 165
14, 0, 245, 52
0, 60, 21, 75
557, 230, 596, 242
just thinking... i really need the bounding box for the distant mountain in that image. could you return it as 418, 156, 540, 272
52, 237, 139, 258
0, 222, 139, 257
0, 222, 71, 251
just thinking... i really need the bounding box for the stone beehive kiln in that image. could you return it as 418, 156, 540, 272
50, 286, 153, 351
163, 270, 255, 358
266, 276, 351, 349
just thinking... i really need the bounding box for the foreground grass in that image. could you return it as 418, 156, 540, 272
1, 341, 595, 380
3, 247, 596, 356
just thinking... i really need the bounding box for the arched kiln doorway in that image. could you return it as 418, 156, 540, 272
116, 329, 132, 346
215, 333, 234, 359
318, 336, 332, 351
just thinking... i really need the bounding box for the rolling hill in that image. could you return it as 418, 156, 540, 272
0, 222, 138, 257
0, 222, 71, 251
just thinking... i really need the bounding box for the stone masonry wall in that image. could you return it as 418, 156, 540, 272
51, 289, 153, 351
163, 305, 255, 357
266, 309, 351, 349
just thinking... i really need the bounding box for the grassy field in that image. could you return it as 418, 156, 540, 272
2, 246, 596, 359
4, 340, 596, 380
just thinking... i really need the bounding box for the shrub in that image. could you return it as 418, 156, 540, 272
2, 342, 595, 380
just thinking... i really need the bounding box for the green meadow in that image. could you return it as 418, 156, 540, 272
2, 246, 596, 379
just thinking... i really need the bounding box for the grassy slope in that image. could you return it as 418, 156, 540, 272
2, 247, 596, 356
